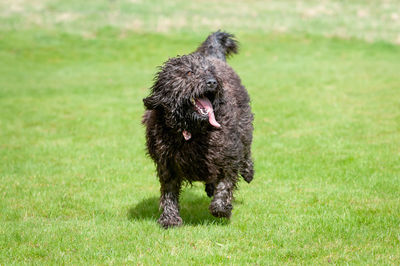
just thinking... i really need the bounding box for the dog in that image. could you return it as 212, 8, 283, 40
142, 31, 254, 228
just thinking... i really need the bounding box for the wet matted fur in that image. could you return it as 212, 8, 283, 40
142, 31, 254, 228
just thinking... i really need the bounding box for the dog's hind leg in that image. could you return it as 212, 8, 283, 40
240, 156, 254, 183
240, 145, 254, 183
157, 164, 183, 228
209, 176, 235, 218
205, 183, 215, 198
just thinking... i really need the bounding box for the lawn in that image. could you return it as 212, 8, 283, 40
1, 0, 399, 264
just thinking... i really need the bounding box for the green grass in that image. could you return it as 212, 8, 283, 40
1, 0, 400, 264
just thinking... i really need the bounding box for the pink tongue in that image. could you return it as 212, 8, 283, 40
197, 98, 221, 128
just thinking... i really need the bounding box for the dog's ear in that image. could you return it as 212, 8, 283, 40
144, 75, 167, 110
143, 94, 159, 110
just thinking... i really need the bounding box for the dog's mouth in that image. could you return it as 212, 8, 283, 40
190, 96, 221, 128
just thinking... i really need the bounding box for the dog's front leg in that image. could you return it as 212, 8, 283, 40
209, 178, 234, 218
157, 165, 182, 228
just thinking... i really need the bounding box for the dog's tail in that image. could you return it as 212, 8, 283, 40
195, 30, 238, 61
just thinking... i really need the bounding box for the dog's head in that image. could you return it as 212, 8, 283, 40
143, 54, 223, 138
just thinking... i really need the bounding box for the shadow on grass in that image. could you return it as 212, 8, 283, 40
128, 191, 229, 226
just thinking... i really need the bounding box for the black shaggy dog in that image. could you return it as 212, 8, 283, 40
142, 31, 254, 228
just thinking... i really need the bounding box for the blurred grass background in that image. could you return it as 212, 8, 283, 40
0, 0, 399, 264
1, 0, 400, 44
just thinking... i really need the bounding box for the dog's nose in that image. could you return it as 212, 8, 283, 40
206, 78, 217, 89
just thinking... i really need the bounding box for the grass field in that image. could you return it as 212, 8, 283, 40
1, 0, 400, 264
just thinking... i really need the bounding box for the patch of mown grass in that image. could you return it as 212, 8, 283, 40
0, 27, 399, 264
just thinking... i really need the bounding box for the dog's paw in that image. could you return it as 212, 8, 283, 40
158, 213, 183, 229
209, 201, 232, 218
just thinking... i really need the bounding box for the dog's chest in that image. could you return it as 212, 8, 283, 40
173, 141, 218, 182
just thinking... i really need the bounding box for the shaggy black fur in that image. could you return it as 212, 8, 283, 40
142, 31, 254, 228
